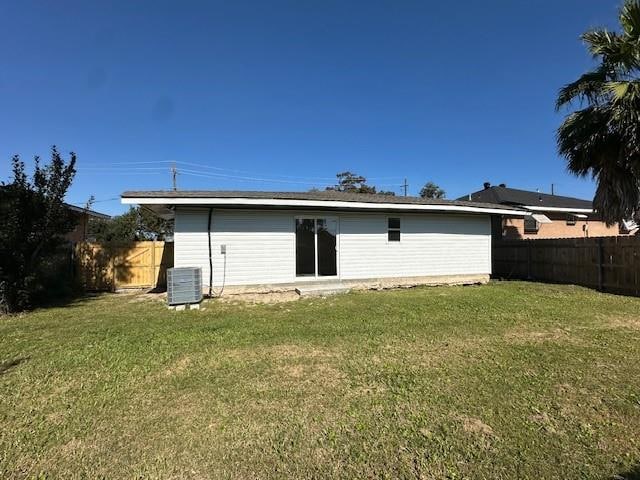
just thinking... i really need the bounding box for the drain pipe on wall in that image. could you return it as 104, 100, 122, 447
207, 207, 213, 298
206, 207, 227, 298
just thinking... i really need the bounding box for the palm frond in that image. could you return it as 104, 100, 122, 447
555, 67, 610, 110
620, 0, 640, 40
582, 29, 639, 70
557, 107, 614, 176
606, 81, 631, 101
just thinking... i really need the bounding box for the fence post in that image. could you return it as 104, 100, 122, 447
152, 240, 156, 288
527, 240, 532, 280
597, 237, 604, 291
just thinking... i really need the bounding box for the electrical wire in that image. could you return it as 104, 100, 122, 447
79, 159, 403, 184
175, 160, 403, 182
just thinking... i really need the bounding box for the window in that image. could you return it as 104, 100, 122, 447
524, 216, 539, 234
566, 214, 577, 226
388, 217, 401, 242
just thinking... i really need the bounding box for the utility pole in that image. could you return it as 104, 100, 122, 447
402, 178, 408, 196
171, 162, 178, 191
551, 183, 555, 195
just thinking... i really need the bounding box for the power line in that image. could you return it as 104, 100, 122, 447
83, 159, 403, 183
175, 160, 403, 182
79, 166, 168, 171
67, 197, 119, 206
179, 169, 322, 185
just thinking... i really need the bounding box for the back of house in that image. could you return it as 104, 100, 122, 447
122, 190, 526, 292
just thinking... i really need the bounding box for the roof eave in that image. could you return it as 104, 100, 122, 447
121, 196, 528, 216
523, 205, 594, 214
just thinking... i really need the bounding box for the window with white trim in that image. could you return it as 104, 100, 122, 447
388, 217, 401, 242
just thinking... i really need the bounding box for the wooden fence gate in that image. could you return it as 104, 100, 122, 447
493, 236, 640, 297
75, 241, 174, 291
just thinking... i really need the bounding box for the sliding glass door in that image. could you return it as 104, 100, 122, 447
295, 218, 337, 278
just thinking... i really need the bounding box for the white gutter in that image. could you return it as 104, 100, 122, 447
121, 196, 528, 216
524, 205, 593, 213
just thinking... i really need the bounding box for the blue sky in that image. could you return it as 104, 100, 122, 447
0, 0, 621, 215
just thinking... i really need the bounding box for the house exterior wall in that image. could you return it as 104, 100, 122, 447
174, 208, 492, 287
339, 213, 490, 280
65, 213, 89, 243
500, 213, 626, 240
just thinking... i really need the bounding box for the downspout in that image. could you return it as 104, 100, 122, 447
207, 207, 213, 297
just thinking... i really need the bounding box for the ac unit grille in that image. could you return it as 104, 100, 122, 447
167, 267, 203, 305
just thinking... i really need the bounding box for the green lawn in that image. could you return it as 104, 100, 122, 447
1, 282, 640, 479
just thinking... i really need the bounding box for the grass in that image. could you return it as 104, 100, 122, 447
1, 281, 640, 479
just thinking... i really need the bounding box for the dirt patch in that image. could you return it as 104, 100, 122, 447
276, 362, 345, 387
217, 291, 300, 304
605, 315, 640, 330
128, 291, 166, 303
266, 344, 337, 359
162, 356, 191, 377
461, 416, 494, 437
504, 327, 575, 345
530, 411, 560, 434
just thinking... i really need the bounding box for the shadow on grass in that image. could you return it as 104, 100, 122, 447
614, 464, 640, 480
0, 357, 29, 376
29, 290, 102, 312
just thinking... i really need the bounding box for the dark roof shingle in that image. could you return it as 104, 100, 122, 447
122, 189, 525, 212
458, 186, 592, 210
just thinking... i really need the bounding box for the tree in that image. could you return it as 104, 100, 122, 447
325, 171, 395, 195
556, 0, 640, 224
419, 181, 446, 199
0, 147, 77, 312
327, 171, 377, 194
89, 206, 173, 242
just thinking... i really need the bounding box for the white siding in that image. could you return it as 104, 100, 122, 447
174, 208, 295, 287
339, 213, 491, 280
173, 208, 491, 287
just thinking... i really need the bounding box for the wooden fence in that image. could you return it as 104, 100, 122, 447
75, 241, 174, 291
493, 236, 640, 296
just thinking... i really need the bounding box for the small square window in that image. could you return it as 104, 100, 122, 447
388, 217, 401, 242
524, 216, 539, 234
566, 214, 576, 226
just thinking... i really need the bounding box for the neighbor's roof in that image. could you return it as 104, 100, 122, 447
64, 203, 111, 220
121, 190, 528, 215
458, 186, 593, 212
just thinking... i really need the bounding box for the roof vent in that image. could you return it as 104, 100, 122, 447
483, 182, 491, 190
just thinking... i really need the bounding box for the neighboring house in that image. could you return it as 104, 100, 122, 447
121, 190, 526, 291
64, 204, 111, 243
458, 183, 637, 240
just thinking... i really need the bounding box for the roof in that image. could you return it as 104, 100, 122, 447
64, 203, 111, 220
458, 186, 593, 212
121, 190, 528, 216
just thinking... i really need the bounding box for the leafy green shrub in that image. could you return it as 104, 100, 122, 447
0, 147, 77, 312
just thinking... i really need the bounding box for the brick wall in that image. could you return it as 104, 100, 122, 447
500, 213, 628, 240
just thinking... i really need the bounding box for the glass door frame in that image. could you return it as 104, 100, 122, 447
294, 216, 339, 280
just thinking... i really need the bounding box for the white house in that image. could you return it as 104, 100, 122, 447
121, 190, 526, 293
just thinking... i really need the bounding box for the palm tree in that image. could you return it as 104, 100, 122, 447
556, 0, 640, 224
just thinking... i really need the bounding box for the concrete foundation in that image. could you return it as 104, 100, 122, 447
205, 274, 489, 298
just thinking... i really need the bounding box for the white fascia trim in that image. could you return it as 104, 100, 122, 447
121, 197, 529, 216
524, 205, 593, 213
